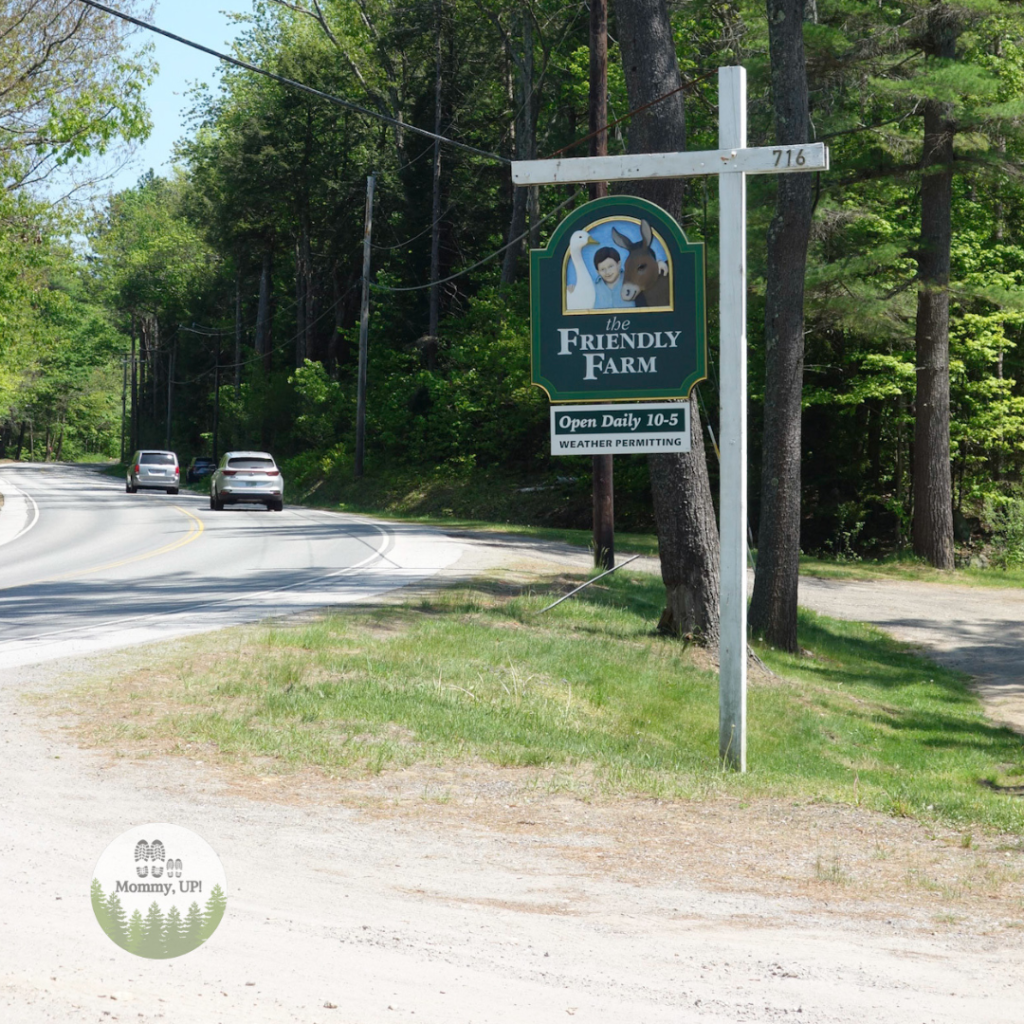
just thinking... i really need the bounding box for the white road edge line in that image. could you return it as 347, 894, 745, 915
0, 476, 40, 549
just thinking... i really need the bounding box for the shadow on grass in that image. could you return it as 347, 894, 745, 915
979, 779, 1024, 796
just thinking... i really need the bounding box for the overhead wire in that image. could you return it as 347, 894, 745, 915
74, 0, 510, 165
170, 279, 362, 386
370, 189, 584, 293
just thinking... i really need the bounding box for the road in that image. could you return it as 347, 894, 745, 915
0, 462, 463, 670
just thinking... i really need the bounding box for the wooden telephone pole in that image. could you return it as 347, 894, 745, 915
589, 0, 614, 570
355, 173, 376, 479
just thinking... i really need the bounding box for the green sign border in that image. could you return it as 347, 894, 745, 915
530, 195, 707, 403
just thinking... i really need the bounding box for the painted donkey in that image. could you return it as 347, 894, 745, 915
611, 220, 669, 308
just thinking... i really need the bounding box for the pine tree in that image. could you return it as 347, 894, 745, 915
162, 905, 185, 958
126, 909, 145, 954
201, 885, 227, 941
804, 0, 1024, 564
613, 0, 721, 642
90, 880, 110, 938
103, 891, 129, 949
139, 901, 166, 959
749, 0, 816, 651
183, 901, 205, 951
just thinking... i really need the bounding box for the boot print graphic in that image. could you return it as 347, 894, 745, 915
135, 840, 150, 878
150, 840, 166, 878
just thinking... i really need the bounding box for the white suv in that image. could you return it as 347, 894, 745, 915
126, 450, 180, 495
210, 451, 284, 512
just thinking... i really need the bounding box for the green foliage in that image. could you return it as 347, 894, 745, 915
6, 0, 1024, 564
983, 494, 1024, 567
288, 360, 344, 449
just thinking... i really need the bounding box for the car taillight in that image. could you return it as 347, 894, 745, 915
221, 469, 237, 477
174, 466, 180, 475
266, 470, 280, 476
134, 464, 140, 473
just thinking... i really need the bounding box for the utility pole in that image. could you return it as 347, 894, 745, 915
355, 173, 376, 479
589, 0, 614, 570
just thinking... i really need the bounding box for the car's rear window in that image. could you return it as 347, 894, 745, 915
140, 453, 175, 465
227, 457, 275, 469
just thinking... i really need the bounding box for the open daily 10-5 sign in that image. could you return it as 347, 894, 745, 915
530, 195, 706, 403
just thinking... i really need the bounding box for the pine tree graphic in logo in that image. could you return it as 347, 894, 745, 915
92, 824, 226, 959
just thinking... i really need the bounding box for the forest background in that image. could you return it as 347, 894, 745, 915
3, 0, 1024, 571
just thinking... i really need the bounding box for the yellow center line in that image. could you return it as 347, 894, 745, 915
1, 504, 205, 591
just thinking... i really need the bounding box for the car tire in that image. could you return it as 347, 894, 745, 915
167, 488, 179, 495
209, 492, 220, 511
126, 479, 136, 494
273, 500, 284, 512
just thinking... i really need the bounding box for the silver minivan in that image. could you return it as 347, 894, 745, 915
209, 451, 284, 511
126, 450, 180, 494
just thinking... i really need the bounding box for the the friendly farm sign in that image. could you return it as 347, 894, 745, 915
530, 195, 706, 403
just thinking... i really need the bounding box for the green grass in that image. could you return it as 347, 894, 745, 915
798, 552, 1024, 590
93, 571, 1024, 834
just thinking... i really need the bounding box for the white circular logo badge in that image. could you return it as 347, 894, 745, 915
91, 823, 227, 959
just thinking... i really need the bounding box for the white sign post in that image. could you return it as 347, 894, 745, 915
513, 66, 827, 771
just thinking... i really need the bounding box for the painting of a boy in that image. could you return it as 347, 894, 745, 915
591, 246, 634, 309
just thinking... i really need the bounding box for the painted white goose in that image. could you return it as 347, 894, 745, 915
565, 230, 598, 310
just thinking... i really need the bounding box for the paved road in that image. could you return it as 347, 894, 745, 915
0, 463, 463, 670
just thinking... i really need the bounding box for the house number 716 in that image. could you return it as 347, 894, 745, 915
772, 148, 806, 167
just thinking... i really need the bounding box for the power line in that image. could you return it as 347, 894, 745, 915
171, 279, 363, 385
373, 199, 458, 252
371, 190, 584, 293
74, 0, 510, 165
544, 68, 718, 160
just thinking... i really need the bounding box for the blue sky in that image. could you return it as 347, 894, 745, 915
105, 0, 253, 194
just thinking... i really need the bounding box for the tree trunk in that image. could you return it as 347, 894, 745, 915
500, 11, 537, 285
428, 4, 443, 344
234, 265, 243, 395
912, 10, 957, 570
295, 224, 310, 368
255, 251, 273, 370
130, 321, 138, 454
15, 420, 26, 461
165, 340, 176, 451
329, 266, 347, 372
614, 0, 720, 642
748, 0, 815, 652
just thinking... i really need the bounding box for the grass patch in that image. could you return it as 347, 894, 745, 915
63, 569, 1024, 834
798, 552, 1024, 590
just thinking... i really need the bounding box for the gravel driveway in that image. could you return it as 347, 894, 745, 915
795, 575, 1024, 734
